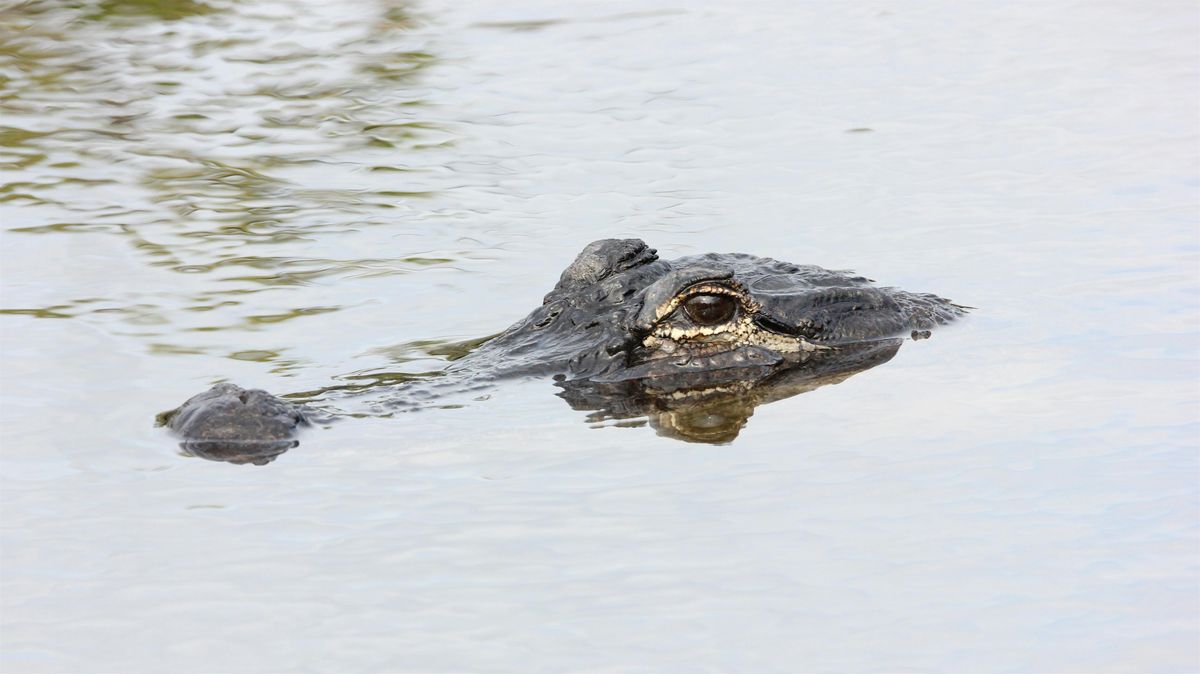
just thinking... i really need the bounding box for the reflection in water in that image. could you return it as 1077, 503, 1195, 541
558, 340, 902, 443
179, 438, 297, 466
163, 337, 906, 464
87, 0, 219, 21
0, 0, 455, 354
5, 0, 1195, 668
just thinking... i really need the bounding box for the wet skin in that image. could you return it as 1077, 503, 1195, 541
161, 239, 966, 463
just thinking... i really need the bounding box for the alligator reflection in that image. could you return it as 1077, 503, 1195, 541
557, 340, 901, 443
179, 439, 298, 467
167, 339, 902, 464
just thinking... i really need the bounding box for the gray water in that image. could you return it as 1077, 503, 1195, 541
2, 0, 1198, 672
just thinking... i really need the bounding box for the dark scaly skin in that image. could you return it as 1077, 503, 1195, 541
162, 239, 965, 462
159, 383, 306, 465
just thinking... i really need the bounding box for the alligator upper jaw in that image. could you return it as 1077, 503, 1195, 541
160, 383, 308, 466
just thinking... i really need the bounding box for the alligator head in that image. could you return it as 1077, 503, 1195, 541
461, 237, 962, 394
162, 238, 965, 462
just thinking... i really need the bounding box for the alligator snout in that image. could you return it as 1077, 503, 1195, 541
160, 383, 307, 465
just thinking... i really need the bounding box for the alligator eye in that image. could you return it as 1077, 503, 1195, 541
682, 294, 737, 325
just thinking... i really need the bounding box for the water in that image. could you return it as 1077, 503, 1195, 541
2, 0, 1198, 671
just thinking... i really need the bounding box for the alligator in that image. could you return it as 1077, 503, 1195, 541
161, 238, 966, 464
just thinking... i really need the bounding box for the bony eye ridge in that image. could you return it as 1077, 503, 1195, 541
682, 293, 738, 325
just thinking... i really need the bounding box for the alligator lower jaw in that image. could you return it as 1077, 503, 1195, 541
588, 345, 791, 385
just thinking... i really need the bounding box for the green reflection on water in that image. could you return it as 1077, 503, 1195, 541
282, 334, 497, 404
228, 349, 280, 362
0, 0, 457, 353
245, 307, 341, 325
283, 371, 438, 403
148, 343, 208, 355
0, 126, 49, 147
0, 307, 73, 319
87, 0, 219, 21
419, 334, 496, 361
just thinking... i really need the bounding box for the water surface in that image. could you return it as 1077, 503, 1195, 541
2, 0, 1198, 671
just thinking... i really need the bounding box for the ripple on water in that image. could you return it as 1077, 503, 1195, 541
1, 0, 1198, 672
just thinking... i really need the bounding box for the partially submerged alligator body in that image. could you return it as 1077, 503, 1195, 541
163, 239, 965, 463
